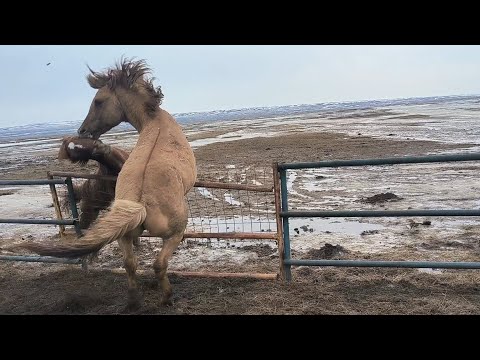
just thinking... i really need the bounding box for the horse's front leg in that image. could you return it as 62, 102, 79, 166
92, 141, 126, 173
118, 232, 142, 310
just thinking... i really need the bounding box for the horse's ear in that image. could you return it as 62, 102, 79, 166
87, 73, 110, 89
58, 138, 71, 160
86, 65, 110, 89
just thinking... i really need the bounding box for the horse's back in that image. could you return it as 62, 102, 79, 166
115, 115, 196, 203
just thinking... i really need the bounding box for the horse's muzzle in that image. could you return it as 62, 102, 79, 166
77, 129, 95, 139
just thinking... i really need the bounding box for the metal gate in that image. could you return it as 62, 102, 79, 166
0, 177, 85, 267
276, 153, 480, 281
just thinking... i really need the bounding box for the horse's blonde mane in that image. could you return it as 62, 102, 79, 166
86, 57, 164, 116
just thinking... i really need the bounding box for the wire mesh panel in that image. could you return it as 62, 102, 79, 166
187, 167, 276, 240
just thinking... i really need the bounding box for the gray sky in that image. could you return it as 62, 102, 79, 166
1, 45, 480, 128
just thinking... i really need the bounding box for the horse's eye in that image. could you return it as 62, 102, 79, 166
94, 99, 103, 106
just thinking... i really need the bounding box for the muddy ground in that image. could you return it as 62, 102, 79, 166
1, 120, 480, 314
1, 262, 479, 315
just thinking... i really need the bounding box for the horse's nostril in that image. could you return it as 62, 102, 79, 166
78, 129, 92, 138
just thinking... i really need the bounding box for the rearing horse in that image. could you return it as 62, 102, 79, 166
19, 58, 197, 308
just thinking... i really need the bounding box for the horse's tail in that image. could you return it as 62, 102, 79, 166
13, 200, 146, 258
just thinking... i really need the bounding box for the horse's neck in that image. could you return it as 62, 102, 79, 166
121, 103, 178, 135
136, 112, 182, 138
97, 163, 114, 176
114, 87, 179, 134
115, 88, 156, 133
94, 148, 128, 174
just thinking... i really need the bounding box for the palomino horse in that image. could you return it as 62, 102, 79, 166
58, 136, 129, 230
18, 58, 197, 308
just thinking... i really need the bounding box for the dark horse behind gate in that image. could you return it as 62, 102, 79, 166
58, 136, 129, 230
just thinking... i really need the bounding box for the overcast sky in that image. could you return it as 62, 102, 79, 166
1, 45, 480, 128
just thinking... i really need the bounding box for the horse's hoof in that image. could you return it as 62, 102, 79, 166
142, 279, 158, 290
126, 289, 142, 311
161, 298, 173, 307
125, 301, 141, 313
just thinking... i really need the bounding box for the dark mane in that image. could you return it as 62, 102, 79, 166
86, 57, 164, 116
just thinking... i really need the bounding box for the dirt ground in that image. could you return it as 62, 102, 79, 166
1, 263, 479, 315
1, 125, 480, 314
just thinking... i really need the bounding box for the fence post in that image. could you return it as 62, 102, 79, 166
279, 167, 292, 281
64, 177, 82, 237
47, 172, 65, 238
273, 163, 285, 280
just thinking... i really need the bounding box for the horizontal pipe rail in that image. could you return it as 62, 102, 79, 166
278, 152, 480, 170
0, 255, 82, 264
285, 259, 480, 269
0, 179, 66, 185
183, 232, 277, 240
49, 171, 117, 181
48, 172, 273, 192
0, 218, 76, 225
194, 180, 273, 192
140, 231, 278, 240
109, 268, 279, 279
281, 209, 480, 218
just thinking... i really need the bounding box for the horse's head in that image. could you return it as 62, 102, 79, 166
77, 80, 127, 140
78, 58, 164, 140
58, 136, 107, 164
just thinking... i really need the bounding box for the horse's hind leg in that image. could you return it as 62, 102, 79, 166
132, 237, 140, 248
153, 232, 184, 306
118, 230, 142, 310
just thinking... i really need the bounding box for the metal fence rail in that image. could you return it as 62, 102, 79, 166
0, 177, 84, 266
281, 210, 480, 218
0, 255, 82, 264
277, 153, 480, 170
0, 219, 75, 225
0, 179, 66, 185
0, 178, 81, 233
284, 259, 480, 269
277, 152, 480, 281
